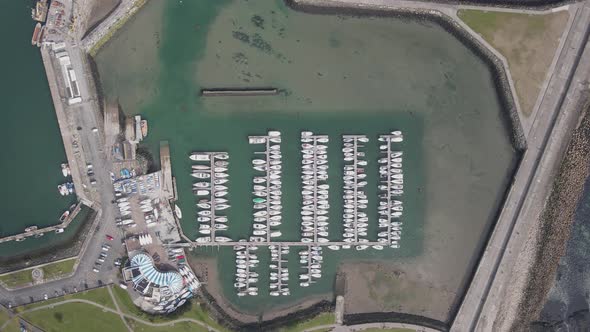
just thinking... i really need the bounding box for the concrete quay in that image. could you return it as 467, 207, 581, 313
452, 2, 590, 331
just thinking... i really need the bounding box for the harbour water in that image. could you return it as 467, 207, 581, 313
0, 1, 76, 248
95, 0, 517, 318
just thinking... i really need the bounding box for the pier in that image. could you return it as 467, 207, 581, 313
0, 201, 84, 244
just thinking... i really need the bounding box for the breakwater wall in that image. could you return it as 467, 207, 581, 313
517, 102, 590, 329
201, 88, 279, 97
197, 283, 334, 332
416, 0, 576, 10
344, 312, 447, 331
287, 0, 526, 152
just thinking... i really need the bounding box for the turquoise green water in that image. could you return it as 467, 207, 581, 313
0, 1, 75, 241
95, 0, 516, 317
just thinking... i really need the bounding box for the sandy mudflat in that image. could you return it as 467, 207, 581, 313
188, 256, 332, 324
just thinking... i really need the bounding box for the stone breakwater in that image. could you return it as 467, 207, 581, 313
287, 0, 526, 152
510, 101, 590, 331
410, 0, 574, 10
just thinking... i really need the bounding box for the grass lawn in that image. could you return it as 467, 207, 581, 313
458, 9, 569, 116
125, 318, 209, 332
0, 309, 10, 326
0, 258, 77, 289
278, 312, 335, 332
16, 286, 115, 312
41, 258, 76, 280
0, 269, 33, 288
22, 302, 127, 332
111, 286, 228, 331
2, 318, 22, 332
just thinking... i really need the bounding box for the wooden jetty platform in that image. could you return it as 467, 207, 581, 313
160, 141, 174, 200
200, 88, 278, 97
169, 241, 396, 248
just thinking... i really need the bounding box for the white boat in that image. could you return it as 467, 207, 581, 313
214, 178, 229, 184
192, 165, 210, 170
215, 173, 229, 178
199, 229, 211, 235
194, 182, 210, 188
252, 159, 266, 166
216, 216, 228, 222
215, 153, 229, 160
197, 203, 211, 209
197, 217, 210, 222
195, 237, 211, 243
268, 131, 281, 137
195, 190, 210, 196
216, 204, 230, 210
215, 191, 228, 197
191, 172, 210, 179
190, 153, 210, 161
215, 236, 231, 242
197, 210, 211, 216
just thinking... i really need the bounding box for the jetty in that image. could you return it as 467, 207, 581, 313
0, 201, 84, 244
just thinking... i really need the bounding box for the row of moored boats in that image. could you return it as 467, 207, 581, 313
191, 152, 232, 243
341, 135, 370, 250
234, 245, 259, 296
270, 245, 290, 296
248, 131, 283, 242
377, 131, 404, 248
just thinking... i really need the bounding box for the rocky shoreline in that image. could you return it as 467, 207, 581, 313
508, 102, 590, 330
